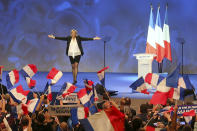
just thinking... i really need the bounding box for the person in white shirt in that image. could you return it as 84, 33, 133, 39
48, 29, 101, 84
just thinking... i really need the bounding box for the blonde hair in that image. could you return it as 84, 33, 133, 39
71, 29, 78, 35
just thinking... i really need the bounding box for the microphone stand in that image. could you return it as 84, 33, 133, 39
181, 41, 184, 76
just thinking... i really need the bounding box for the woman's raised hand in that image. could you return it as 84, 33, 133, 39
48, 34, 55, 39
93, 36, 101, 40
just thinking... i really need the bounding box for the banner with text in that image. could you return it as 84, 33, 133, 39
178, 105, 197, 115
48, 104, 82, 116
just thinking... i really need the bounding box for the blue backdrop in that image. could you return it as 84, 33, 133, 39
0, 0, 197, 74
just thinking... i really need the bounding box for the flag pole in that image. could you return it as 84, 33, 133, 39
104, 40, 106, 87
181, 41, 184, 76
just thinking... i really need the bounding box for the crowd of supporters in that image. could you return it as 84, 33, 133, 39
0, 92, 197, 131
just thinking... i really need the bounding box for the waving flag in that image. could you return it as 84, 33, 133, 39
60, 82, 77, 98
178, 75, 193, 90
97, 66, 109, 85
70, 107, 89, 126
47, 67, 63, 84
77, 88, 91, 107
80, 106, 125, 131
26, 77, 36, 89
150, 78, 171, 105
129, 77, 149, 94
85, 80, 94, 91
43, 82, 52, 101
0, 66, 3, 82
26, 98, 40, 113
166, 65, 180, 88
146, 6, 156, 55
6, 69, 19, 89
168, 75, 194, 100
145, 73, 165, 87
9, 85, 30, 103
20, 64, 37, 78
155, 6, 165, 63
163, 5, 172, 62
168, 87, 185, 100
182, 110, 195, 124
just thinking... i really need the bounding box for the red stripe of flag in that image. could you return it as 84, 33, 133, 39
47, 67, 59, 79
13, 69, 19, 84
28, 64, 38, 74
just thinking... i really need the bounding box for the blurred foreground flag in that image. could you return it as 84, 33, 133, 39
6, 69, 19, 89
26, 77, 36, 89
150, 79, 171, 105
166, 64, 180, 88
47, 67, 63, 84
80, 106, 125, 131
9, 85, 30, 103
77, 88, 91, 107
26, 98, 40, 113
145, 73, 165, 87
61, 82, 77, 98
129, 77, 149, 94
70, 107, 89, 126
43, 82, 52, 101
20, 64, 37, 78
97, 66, 109, 85
182, 110, 195, 124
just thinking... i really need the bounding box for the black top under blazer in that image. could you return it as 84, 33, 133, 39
55, 36, 94, 56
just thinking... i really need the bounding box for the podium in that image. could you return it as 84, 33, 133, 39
133, 53, 156, 78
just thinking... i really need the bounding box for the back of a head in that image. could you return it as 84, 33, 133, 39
37, 113, 45, 123
140, 104, 148, 114
132, 117, 143, 130
120, 98, 126, 105
21, 116, 29, 127
181, 125, 192, 131
125, 97, 131, 106
60, 122, 68, 131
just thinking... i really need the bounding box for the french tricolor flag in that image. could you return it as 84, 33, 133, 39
77, 88, 91, 107
182, 110, 195, 124
6, 69, 19, 89
145, 73, 165, 87
9, 85, 30, 103
80, 106, 125, 131
26, 98, 40, 113
20, 64, 37, 78
85, 80, 94, 91
97, 66, 109, 85
168, 76, 194, 100
178, 75, 193, 90
163, 5, 172, 62
166, 65, 180, 88
88, 86, 99, 104
70, 107, 89, 126
47, 67, 63, 85
26, 77, 36, 89
146, 5, 156, 55
155, 6, 165, 63
149, 78, 171, 105
61, 82, 77, 98
129, 77, 149, 94
43, 82, 52, 101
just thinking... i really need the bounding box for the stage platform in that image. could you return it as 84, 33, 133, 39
1, 72, 197, 99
